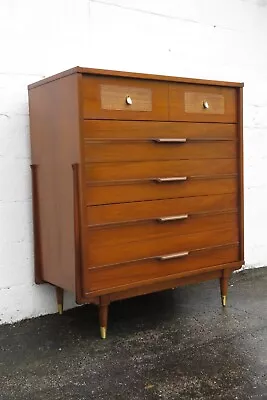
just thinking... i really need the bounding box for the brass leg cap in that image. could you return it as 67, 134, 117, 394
58, 304, 63, 315
222, 295, 227, 307
100, 326, 107, 339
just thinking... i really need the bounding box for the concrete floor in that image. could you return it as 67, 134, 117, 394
0, 268, 267, 400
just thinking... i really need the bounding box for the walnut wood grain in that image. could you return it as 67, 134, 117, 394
28, 74, 81, 291
83, 262, 242, 299
84, 140, 237, 163
85, 159, 237, 182
107, 268, 231, 302
28, 67, 244, 337
86, 176, 238, 205
87, 226, 238, 267
83, 120, 237, 140
88, 211, 238, 249
85, 244, 239, 292
87, 193, 238, 225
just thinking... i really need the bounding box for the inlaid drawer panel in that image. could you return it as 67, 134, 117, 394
87, 193, 238, 225
84, 140, 237, 162
83, 120, 237, 140
82, 76, 168, 120
88, 211, 238, 249
87, 227, 238, 267
169, 84, 237, 123
85, 244, 239, 292
85, 159, 237, 181
86, 176, 238, 205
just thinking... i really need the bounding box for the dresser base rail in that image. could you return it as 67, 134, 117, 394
51, 263, 242, 339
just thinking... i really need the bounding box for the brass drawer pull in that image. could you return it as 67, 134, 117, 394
153, 138, 187, 143
158, 251, 189, 261
154, 176, 187, 183
125, 95, 133, 105
203, 100, 209, 109
157, 214, 188, 222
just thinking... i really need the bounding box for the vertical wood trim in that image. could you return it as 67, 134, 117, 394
75, 72, 88, 302
30, 164, 44, 284
73, 164, 83, 304
238, 87, 244, 262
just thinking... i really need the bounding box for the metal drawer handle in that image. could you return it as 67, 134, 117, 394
153, 138, 187, 143
125, 95, 132, 105
154, 176, 187, 183
158, 251, 189, 261
157, 214, 188, 222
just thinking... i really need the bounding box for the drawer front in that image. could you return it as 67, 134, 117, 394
88, 211, 238, 250
86, 177, 237, 205
84, 244, 239, 292
87, 193, 238, 225
83, 120, 237, 140
85, 159, 237, 182
87, 226, 238, 267
82, 76, 168, 120
84, 140, 237, 163
169, 84, 237, 123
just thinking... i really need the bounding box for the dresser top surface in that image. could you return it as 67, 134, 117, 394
28, 66, 244, 90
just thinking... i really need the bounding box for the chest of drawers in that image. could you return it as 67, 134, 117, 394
28, 67, 244, 339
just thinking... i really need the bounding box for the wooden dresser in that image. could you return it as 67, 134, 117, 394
28, 67, 244, 339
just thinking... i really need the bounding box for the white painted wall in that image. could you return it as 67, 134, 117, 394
1, 0, 267, 324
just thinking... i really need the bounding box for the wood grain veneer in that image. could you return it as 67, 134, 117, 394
28, 67, 244, 339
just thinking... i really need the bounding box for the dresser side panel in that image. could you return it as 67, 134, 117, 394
28, 74, 81, 292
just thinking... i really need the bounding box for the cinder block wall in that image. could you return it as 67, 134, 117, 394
1, 0, 267, 324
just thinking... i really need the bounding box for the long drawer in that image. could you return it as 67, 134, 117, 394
87, 227, 238, 267
86, 176, 237, 205
83, 120, 237, 140
84, 244, 240, 292
84, 140, 237, 162
88, 211, 238, 248
87, 193, 238, 225
85, 159, 237, 181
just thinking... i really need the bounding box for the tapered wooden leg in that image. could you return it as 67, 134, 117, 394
99, 299, 109, 339
56, 286, 64, 315
220, 271, 229, 307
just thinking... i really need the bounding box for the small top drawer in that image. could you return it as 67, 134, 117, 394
169, 84, 237, 123
82, 75, 169, 120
